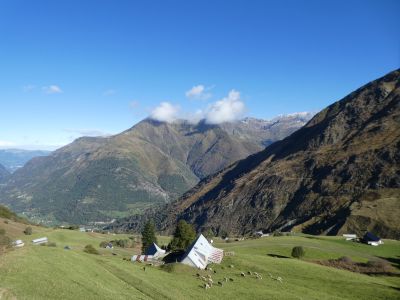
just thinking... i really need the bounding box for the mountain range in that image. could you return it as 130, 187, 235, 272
0, 114, 312, 224
109, 69, 400, 239
0, 149, 51, 172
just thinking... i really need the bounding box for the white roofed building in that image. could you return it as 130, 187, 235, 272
180, 234, 223, 269
145, 242, 166, 258
32, 237, 48, 245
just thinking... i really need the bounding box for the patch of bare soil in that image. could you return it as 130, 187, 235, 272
315, 256, 399, 276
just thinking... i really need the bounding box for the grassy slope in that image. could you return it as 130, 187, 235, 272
0, 225, 399, 300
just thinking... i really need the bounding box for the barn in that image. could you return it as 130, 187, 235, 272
362, 232, 383, 246
32, 237, 48, 245
180, 234, 223, 269
13, 240, 25, 247
145, 242, 166, 258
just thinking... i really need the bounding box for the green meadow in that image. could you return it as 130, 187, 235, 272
0, 225, 399, 300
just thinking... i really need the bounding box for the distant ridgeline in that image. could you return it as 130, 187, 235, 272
108, 69, 400, 239
0, 149, 50, 173
0, 114, 312, 225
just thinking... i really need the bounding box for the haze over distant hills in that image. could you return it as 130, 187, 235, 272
0, 163, 10, 183
0, 113, 312, 224
0, 149, 51, 172
110, 69, 400, 239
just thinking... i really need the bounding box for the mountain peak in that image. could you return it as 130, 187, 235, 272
137, 69, 400, 239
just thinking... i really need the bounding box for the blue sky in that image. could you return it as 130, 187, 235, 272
0, 0, 399, 150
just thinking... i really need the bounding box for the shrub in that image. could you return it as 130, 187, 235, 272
84, 244, 99, 255
291, 246, 305, 259
219, 230, 228, 239
366, 260, 393, 273
202, 228, 214, 240
68, 225, 79, 230
47, 242, 57, 247
23, 226, 33, 235
0, 234, 11, 247
338, 256, 353, 264
99, 241, 108, 248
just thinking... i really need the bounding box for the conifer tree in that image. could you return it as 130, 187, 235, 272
168, 220, 196, 251
141, 220, 157, 253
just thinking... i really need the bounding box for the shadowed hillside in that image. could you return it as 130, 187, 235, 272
161, 69, 400, 238
110, 69, 400, 239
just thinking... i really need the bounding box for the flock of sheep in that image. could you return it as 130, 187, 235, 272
198, 264, 284, 290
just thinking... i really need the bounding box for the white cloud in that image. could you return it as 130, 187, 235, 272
63, 129, 111, 137
205, 90, 246, 124
0, 140, 16, 148
42, 85, 63, 94
150, 102, 180, 122
185, 84, 212, 100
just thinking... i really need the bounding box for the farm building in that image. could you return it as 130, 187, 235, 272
342, 234, 357, 241
13, 240, 25, 247
180, 234, 223, 269
255, 231, 270, 237
145, 242, 166, 258
131, 255, 156, 262
32, 237, 48, 245
362, 232, 383, 246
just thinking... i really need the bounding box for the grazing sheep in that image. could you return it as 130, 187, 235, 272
143, 266, 146, 271
207, 274, 212, 279
241, 272, 245, 277
208, 267, 213, 271
229, 278, 234, 282
204, 283, 210, 289
247, 271, 252, 275
277, 276, 283, 283
229, 264, 234, 268
256, 274, 263, 280
218, 281, 223, 286
196, 273, 201, 277
224, 277, 228, 282
208, 278, 214, 284
200, 276, 207, 281
213, 270, 217, 274
268, 273, 273, 278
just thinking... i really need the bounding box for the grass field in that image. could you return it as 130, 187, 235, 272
0, 220, 399, 299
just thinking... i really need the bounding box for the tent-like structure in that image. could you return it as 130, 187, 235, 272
144, 242, 166, 258
362, 232, 383, 246
180, 234, 224, 269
